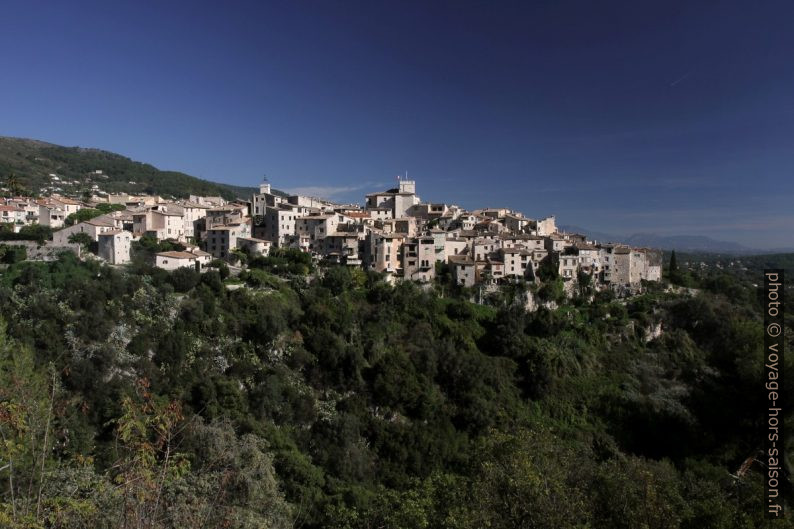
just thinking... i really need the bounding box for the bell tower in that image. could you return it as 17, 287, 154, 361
259, 177, 271, 195
398, 179, 415, 194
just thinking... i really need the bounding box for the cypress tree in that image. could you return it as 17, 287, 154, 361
668, 250, 681, 285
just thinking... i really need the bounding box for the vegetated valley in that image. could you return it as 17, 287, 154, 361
0, 246, 792, 528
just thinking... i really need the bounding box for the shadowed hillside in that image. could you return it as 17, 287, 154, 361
0, 136, 257, 200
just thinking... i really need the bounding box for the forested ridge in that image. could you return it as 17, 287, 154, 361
0, 251, 792, 528
0, 137, 257, 200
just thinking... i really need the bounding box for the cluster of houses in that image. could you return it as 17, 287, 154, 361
1, 177, 662, 290
249, 179, 661, 289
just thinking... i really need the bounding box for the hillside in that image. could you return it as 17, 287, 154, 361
0, 250, 790, 527
0, 136, 258, 200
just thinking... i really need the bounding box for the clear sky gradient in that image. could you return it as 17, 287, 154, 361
2, 1, 792, 248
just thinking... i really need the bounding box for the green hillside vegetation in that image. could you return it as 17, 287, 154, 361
0, 136, 257, 200
0, 248, 790, 528
64, 203, 127, 226
664, 250, 794, 290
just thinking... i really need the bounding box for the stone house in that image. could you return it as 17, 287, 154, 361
132, 209, 185, 241
402, 237, 436, 282
500, 248, 532, 278
444, 237, 469, 258
367, 232, 405, 274
544, 234, 568, 252
39, 196, 83, 228
472, 237, 499, 261
97, 230, 132, 264
237, 237, 272, 257
52, 219, 116, 245
448, 254, 477, 287
206, 222, 251, 259
155, 250, 210, 271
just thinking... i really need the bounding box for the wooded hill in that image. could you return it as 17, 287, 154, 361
0, 246, 790, 528
0, 136, 258, 200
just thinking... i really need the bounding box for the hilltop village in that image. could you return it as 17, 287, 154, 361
1, 176, 661, 291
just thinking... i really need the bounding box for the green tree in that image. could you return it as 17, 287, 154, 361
463, 429, 592, 529
0, 321, 110, 528
668, 250, 683, 285
537, 277, 564, 303
537, 253, 559, 282
0, 225, 52, 244
0, 245, 26, 264
208, 259, 230, 280
167, 419, 294, 528
65, 209, 103, 227
67, 232, 93, 249
2, 174, 27, 197
169, 267, 200, 292
576, 269, 593, 299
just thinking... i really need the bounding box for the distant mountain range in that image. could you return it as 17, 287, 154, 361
0, 136, 258, 200
560, 225, 794, 255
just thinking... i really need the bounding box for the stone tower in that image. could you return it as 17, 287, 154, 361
398, 179, 416, 194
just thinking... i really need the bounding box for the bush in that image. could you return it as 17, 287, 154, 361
170, 266, 201, 292
249, 247, 312, 276
65, 208, 101, 226
131, 235, 186, 265
0, 244, 27, 264
537, 254, 559, 281
241, 268, 281, 289
538, 277, 564, 303
208, 259, 230, 280
0, 224, 52, 244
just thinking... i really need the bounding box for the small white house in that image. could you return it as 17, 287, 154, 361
155, 250, 210, 271
237, 237, 272, 257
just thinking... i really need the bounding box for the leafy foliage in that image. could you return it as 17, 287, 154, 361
0, 245, 27, 264
249, 247, 313, 276
0, 253, 791, 528
64, 204, 125, 226
0, 225, 53, 244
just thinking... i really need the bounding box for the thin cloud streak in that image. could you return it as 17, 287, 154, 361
669, 72, 691, 87
283, 181, 389, 200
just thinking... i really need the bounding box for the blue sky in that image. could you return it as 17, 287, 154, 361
1, 0, 792, 248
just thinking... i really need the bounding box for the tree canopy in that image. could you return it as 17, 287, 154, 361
0, 252, 790, 528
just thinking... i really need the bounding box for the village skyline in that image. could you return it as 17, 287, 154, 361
2, 1, 792, 248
